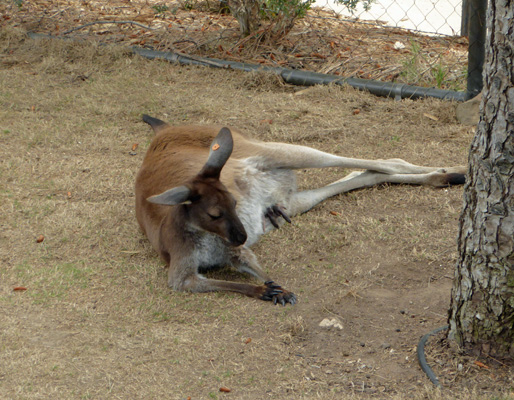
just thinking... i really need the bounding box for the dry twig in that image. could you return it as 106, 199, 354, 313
62, 20, 154, 35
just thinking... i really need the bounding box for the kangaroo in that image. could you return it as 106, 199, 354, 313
135, 115, 466, 305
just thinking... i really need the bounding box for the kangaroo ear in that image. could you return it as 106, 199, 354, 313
142, 114, 169, 134
147, 185, 191, 205
199, 127, 233, 179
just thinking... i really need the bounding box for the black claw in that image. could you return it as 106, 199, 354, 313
265, 281, 281, 290
264, 204, 291, 229
273, 205, 291, 224
266, 211, 280, 228
261, 281, 297, 305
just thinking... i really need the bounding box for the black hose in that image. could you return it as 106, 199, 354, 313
26, 32, 470, 102
132, 47, 469, 102
417, 325, 449, 388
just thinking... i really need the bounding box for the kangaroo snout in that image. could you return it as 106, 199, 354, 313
228, 223, 248, 246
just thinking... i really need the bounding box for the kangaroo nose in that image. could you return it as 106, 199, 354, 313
229, 225, 247, 246
234, 229, 247, 246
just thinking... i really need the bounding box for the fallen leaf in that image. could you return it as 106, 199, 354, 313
423, 113, 439, 121
67, 191, 72, 199
219, 387, 231, 393
132, 143, 139, 151
36, 235, 45, 243
352, 109, 361, 115
474, 360, 489, 369
133, 13, 154, 23
245, 338, 251, 344
259, 119, 273, 124
13, 286, 27, 291
329, 211, 340, 216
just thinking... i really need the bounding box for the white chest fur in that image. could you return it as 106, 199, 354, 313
234, 158, 297, 247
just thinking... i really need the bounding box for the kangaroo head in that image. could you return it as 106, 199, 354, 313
147, 127, 247, 246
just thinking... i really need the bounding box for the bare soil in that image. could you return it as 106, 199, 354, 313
0, 22, 511, 400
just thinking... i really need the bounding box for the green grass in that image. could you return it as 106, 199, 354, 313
400, 40, 467, 90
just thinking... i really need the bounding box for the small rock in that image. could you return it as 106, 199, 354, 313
381, 343, 391, 349
456, 92, 482, 126
319, 318, 343, 330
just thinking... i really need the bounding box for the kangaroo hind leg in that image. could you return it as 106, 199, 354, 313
249, 142, 444, 174
288, 168, 466, 216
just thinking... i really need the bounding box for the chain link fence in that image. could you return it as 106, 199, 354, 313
314, 0, 463, 36
310, 0, 486, 97
3, 0, 486, 99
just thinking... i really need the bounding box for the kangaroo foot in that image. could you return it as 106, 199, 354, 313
264, 205, 291, 229
260, 281, 297, 306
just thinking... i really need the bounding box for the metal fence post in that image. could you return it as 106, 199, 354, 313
466, 0, 488, 99
461, 0, 470, 36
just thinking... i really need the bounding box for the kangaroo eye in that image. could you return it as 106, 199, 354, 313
207, 209, 222, 220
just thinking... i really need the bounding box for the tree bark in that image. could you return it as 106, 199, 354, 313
228, 0, 261, 36
448, 0, 514, 358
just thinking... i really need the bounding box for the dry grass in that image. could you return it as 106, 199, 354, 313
1, 27, 510, 399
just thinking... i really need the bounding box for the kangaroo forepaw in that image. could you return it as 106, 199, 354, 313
260, 281, 297, 306
264, 205, 292, 229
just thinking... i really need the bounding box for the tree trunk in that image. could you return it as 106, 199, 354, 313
448, 0, 514, 358
228, 0, 261, 36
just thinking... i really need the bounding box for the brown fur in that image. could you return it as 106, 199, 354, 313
135, 115, 466, 305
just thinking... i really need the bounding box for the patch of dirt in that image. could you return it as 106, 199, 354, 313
1, 0, 468, 89
424, 329, 514, 394
0, 26, 511, 399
